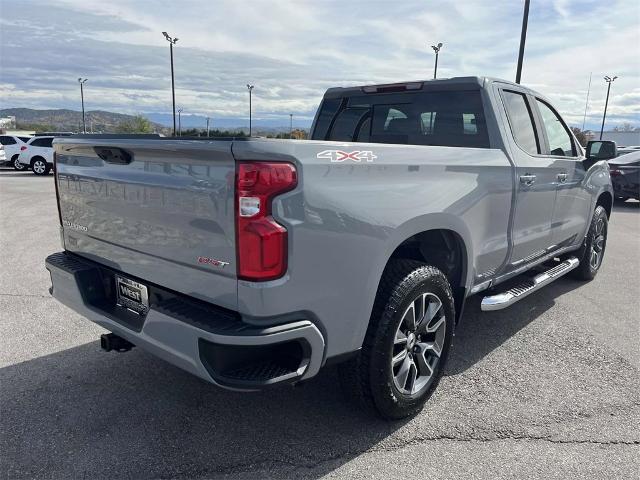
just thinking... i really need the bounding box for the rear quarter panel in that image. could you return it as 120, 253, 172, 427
233, 139, 513, 358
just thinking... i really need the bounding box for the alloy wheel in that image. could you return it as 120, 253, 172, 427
392, 292, 447, 395
590, 217, 606, 270
33, 160, 46, 174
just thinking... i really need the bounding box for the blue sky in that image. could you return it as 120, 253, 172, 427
1, 0, 638, 129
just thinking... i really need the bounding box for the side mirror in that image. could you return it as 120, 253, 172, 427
586, 140, 617, 160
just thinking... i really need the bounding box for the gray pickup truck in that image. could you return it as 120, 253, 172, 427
46, 77, 614, 419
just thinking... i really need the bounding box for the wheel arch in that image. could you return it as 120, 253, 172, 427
366, 215, 473, 331
596, 190, 613, 218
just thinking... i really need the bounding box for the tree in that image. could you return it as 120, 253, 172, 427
115, 115, 154, 134
15, 122, 55, 133
570, 127, 588, 147
269, 129, 309, 140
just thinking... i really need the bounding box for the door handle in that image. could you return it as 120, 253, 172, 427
557, 173, 568, 183
519, 174, 536, 186
93, 146, 133, 165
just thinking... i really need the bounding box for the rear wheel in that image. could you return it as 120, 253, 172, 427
12, 155, 27, 171
571, 205, 608, 281
338, 260, 454, 419
31, 157, 50, 175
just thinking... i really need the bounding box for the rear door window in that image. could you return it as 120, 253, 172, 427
0, 136, 16, 145
502, 91, 540, 155
317, 90, 490, 148
31, 138, 53, 148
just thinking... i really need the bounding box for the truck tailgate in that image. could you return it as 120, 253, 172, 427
54, 138, 238, 310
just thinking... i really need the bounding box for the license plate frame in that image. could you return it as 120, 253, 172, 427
115, 275, 149, 315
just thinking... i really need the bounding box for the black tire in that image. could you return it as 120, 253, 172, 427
30, 157, 50, 175
338, 259, 455, 420
571, 205, 608, 281
12, 155, 27, 171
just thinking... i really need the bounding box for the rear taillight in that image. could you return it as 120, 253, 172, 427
20, 146, 27, 151
236, 162, 297, 281
609, 168, 622, 176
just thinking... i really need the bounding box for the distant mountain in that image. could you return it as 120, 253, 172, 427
0, 108, 314, 134
0, 108, 165, 133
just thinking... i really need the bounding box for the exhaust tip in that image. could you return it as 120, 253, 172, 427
100, 333, 135, 352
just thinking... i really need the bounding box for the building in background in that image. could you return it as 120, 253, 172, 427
0, 116, 17, 131
0, 116, 35, 136
585, 130, 640, 147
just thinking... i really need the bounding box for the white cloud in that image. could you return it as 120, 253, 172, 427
1, 0, 638, 129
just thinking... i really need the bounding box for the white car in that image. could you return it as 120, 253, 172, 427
0, 135, 33, 170
18, 136, 55, 175
0, 144, 6, 165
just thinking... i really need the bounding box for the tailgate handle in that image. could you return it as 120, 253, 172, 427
94, 147, 133, 165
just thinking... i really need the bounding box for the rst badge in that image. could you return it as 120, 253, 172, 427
198, 256, 230, 268
317, 150, 377, 163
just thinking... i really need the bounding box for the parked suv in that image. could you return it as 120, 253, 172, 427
0, 135, 32, 170
18, 136, 54, 175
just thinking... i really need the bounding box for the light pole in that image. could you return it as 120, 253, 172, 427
600, 75, 618, 140
177, 107, 183, 136
246, 84, 254, 136
162, 31, 179, 136
431, 43, 443, 79
515, 0, 530, 84
206, 117, 210, 137
582, 72, 592, 131
289, 114, 293, 139
77, 78, 87, 133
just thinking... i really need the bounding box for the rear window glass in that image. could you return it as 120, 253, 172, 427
312, 90, 490, 148
0, 136, 17, 145
328, 107, 369, 142
18, 137, 31, 143
312, 98, 342, 141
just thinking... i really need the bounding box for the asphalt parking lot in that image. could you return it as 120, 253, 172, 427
0, 168, 638, 479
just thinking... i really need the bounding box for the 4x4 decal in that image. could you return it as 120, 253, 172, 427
317, 150, 377, 163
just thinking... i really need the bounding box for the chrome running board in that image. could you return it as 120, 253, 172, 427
481, 257, 579, 311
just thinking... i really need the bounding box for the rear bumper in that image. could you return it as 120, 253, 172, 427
45, 252, 325, 391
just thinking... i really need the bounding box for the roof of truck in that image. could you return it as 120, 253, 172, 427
323, 76, 540, 98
